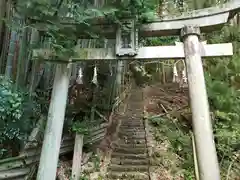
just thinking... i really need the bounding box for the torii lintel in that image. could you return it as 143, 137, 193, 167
33, 43, 233, 62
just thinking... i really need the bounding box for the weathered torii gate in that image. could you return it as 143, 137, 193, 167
34, 1, 240, 180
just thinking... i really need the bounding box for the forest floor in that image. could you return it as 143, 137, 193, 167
144, 83, 189, 117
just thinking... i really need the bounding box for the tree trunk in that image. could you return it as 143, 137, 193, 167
0, 0, 6, 56
0, 0, 12, 74
15, 19, 29, 88
5, 30, 17, 78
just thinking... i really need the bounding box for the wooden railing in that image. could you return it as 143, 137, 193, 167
0, 118, 108, 180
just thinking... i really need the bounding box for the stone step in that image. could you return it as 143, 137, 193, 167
121, 120, 144, 125
118, 133, 145, 139
108, 164, 148, 172
111, 152, 147, 159
119, 129, 145, 133
118, 135, 145, 141
106, 171, 149, 180
124, 111, 143, 116
119, 126, 145, 130
120, 124, 143, 127
119, 130, 145, 134
118, 139, 146, 145
116, 143, 147, 149
119, 131, 146, 137
123, 110, 143, 114
120, 122, 144, 126
111, 157, 149, 165
120, 128, 145, 133
114, 147, 147, 154
118, 135, 146, 140
119, 135, 146, 140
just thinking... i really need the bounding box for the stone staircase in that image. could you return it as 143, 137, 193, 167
106, 89, 150, 180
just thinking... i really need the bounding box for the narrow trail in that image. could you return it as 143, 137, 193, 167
106, 88, 150, 180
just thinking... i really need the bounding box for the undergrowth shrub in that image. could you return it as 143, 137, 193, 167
0, 76, 40, 159
204, 24, 240, 178
150, 115, 194, 179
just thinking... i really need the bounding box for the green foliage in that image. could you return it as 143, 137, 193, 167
71, 120, 90, 135
12, 0, 158, 60
150, 116, 194, 176
71, 116, 102, 135
78, 153, 101, 179
203, 24, 240, 178
0, 76, 40, 158
79, 176, 88, 180
91, 153, 101, 171
143, 36, 178, 46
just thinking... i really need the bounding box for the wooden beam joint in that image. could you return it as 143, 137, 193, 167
180, 25, 201, 41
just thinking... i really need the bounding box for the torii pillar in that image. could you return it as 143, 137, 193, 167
181, 25, 220, 180
37, 63, 72, 180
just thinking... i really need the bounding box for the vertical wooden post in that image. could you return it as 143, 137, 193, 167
191, 132, 200, 180
72, 134, 84, 180
116, 60, 123, 95
181, 25, 220, 180
37, 63, 72, 180
161, 62, 165, 84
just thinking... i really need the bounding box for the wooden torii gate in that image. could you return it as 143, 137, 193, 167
34, 1, 240, 180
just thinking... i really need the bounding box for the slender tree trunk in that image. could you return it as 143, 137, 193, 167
0, 0, 6, 55
0, 0, 12, 74
12, 37, 19, 81
28, 29, 39, 96
237, 13, 240, 26
15, 19, 29, 88
5, 30, 17, 78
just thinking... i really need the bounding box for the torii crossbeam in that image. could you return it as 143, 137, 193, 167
35, 1, 240, 180
34, 43, 232, 61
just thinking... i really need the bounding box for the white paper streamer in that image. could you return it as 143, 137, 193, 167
92, 65, 98, 85
109, 63, 113, 76
182, 69, 187, 83
76, 67, 83, 84
182, 60, 187, 84
173, 64, 178, 82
